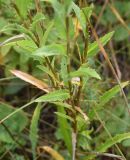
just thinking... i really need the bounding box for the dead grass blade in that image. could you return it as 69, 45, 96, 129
37, 146, 65, 160
10, 70, 50, 93
88, 21, 130, 114
109, 3, 130, 35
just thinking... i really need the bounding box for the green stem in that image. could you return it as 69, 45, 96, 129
2, 123, 29, 160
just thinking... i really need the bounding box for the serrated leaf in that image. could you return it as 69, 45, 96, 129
98, 81, 129, 108
30, 103, 42, 160
97, 132, 130, 152
70, 65, 101, 80
88, 31, 114, 57
32, 44, 66, 57
35, 90, 70, 102
16, 39, 38, 52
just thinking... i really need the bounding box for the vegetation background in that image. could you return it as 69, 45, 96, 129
0, 0, 130, 160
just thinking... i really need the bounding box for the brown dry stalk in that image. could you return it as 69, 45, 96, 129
37, 146, 65, 160
95, 0, 109, 29
109, 3, 130, 35
35, 0, 42, 13
88, 21, 130, 114
109, 41, 122, 80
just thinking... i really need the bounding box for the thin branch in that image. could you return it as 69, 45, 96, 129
88, 20, 130, 115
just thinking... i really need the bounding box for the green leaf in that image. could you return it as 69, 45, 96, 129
82, 4, 94, 20
41, 21, 54, 45
37, 65, 56, 80
70, 64, 101, 80
0, 102, 28, 144
55, 112, 74, 122
60, 0, 73, 16
30, 103, 42, 160
89, 81, 129, 119
0, 34, 26, 47
35, 90, 70, 102
60, 56, 68, 83
31, 12, 45, 30
114, 24, 130, 42
15, 0, 32, 18
42, 0, 65, 20
88, 31, 114, 57
32, 44, 66, 57
98, 81, 129, 108
72, 2, 86, 36
53, 102, 73, 111
16, 39, 38, 52
54, 102, 72, 154
97, 132, 130, 152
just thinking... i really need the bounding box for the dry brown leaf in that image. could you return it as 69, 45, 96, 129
37, 146, 65, 160
10, 70, 50, 93
109, 3, 130, 35
75, 106, 89, 122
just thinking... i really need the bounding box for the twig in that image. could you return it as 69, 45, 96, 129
95, 0, 109, 30
88, 20, 130, 115
2, 123, 29, 160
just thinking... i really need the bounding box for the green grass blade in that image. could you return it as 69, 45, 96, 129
29, 103, 42, 160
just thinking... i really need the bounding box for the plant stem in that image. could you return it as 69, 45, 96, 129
65, 16, 72, 95
35, 0, 42, 13
2, 123, 29, 160
45, 57, 59, 87
11, 2, 28, 28
66, 15, 78, 160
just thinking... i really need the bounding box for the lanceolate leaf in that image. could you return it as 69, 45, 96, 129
89, 81, 129, 119
31, 13, 46, 30
88, 31, 114, 57
32, 44, 66, 57
98, 81, 129, 108
10, 70, 49, 93
56, 105, 72, 154
30, 103, 42, 160
41, 21, 54, 45
70, 65, 101, 80
54, 102, 72, 154
35, 90, 70, 102
97, 132, 130, 152
72, 2, 86, 36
